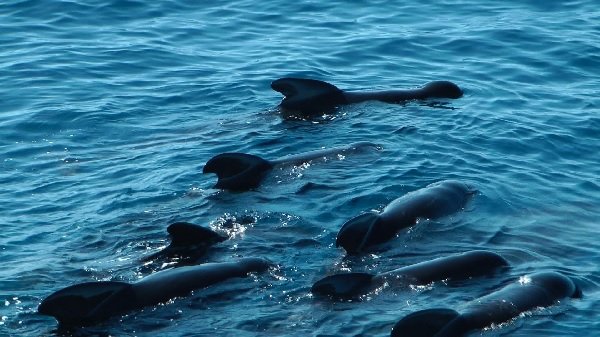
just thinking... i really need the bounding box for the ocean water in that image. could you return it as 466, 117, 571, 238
1, 0, 599, 336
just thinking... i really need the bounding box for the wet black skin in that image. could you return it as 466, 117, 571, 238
271, 77, 463, 115
203, 141, 379, 191
38, 257, 271, 327
311, 250, 509, 299
391, 272, 582, 337
336, 180, 475, 254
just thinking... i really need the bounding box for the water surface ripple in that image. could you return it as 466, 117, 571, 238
1, 0, 599, 336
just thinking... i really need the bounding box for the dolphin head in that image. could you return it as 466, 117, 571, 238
529, 272, 583, 299
422, 81, 463, 99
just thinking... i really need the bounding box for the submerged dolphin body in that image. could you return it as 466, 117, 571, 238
391, 271, 582, 337
311, 250, 508, 299
336, 180, 475, 254
38, 257, 270, 326
203, 141, 379, 191
142, 222, 227, 264
271, 78, 463, 115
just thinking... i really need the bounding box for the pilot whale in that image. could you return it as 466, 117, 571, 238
336, 180, 474, 254
271, 77, 463, 115
391, 271, 582, 337
38, 257, 270, 326
142, 222, 227, 264
203, 141, 379, 191
311, 250, 508, 299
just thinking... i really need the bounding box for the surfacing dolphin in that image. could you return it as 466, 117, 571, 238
311, 250, 508, 299
336, 180, 475, 254
203, 141, 380, 191
390, 271, 582, 337
271, 77, 463, 115
142, 222, 227, 264
38, 257, 270, 327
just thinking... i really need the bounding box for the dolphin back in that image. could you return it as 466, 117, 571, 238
133, 257, 272, 306
382, 180, 474, 222
391, 308, 462, 337
461, 271, 582, 329
393, 250, 508, 284
337, 180, 474, 254
391, 272, 582, 337
39, 258, 271, 326
38, 281, 134, 326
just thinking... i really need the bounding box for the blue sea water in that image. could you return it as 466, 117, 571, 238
1, 0, 599, 335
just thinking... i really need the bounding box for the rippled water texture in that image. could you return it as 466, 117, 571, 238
1, 0, 599, 336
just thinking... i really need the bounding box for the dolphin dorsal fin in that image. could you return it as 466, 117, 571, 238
167, 222, 226, 247
335, 212, 380, 254
271, 78, 347, 114
203, 152, 273, 191
38, 281, 131, 325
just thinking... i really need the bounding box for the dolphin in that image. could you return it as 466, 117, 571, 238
311, 250, 508, 299
271, 78, 463, 115
336, 180, 475, 254
203, 141, 379, 191
142, 222, 227, 264
390, 271, 582, 337
38, 257, 271, 326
